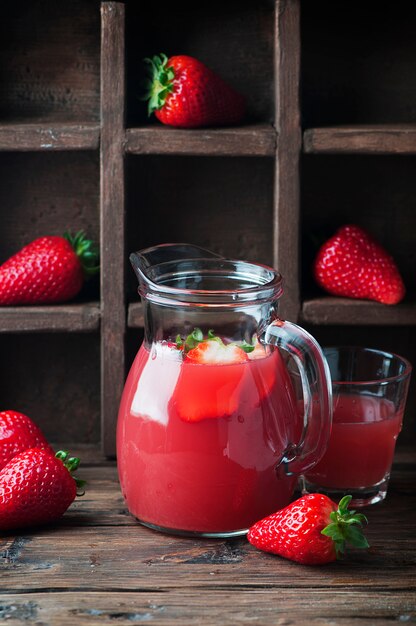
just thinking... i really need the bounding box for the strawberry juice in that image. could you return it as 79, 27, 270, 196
305, 393, 403, 489
117, 341, 302, 534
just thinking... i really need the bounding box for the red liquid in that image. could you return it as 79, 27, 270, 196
305, 393, 403, 489
117, 342, 302, 533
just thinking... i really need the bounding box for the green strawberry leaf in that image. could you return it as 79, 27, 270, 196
63, 231, 99, 279
142, 53, 176, 116
321, 495, 369, 558
239, 340, 255, 353
55, 450, 86, 497
175, 327, 256, 354
176, 327, 207, 353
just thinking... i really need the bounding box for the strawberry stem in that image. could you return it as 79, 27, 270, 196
321, 495, 369, 558
55, 450, 86, 496
63, 231, 99, 279
142, 53, 175, 116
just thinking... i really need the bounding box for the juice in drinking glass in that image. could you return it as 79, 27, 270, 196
305, 393, 403, 489
303, 346, 411, 506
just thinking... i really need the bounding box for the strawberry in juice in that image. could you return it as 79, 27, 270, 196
305, 393, 403, 489
117, 333, 302, 534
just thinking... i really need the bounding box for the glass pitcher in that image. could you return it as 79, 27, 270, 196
117, 244, 332, 537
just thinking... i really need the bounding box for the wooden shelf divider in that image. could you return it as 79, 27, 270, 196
125, 124, 276, 157
0, 303, 101, 333
100, 2, 126, 457
301, 297, 416, 326
0, 122, 100, 151
274, 0, 302, 321
303, 125, 416, 155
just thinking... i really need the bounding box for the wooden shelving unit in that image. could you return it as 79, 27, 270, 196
1, 0, 415, 456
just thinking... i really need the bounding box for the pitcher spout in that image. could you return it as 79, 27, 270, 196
130, 243, 222, 288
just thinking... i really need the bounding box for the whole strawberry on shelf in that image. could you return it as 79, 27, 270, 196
143, 53, 245, 128
0, 410, 52, 471
247, 494, 369, 566
0, 231, 99, 306
0, 449, 85, 531
313, 224, 405, 305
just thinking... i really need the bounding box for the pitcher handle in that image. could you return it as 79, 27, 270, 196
263, 319, 332, 475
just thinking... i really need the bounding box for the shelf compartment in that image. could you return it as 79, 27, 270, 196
0, 303, 101, 333
125, 124, 276, 157
301, 154, 416, 302
125, 155, 275, 302
301, 1, 416, 127
301, 298, 416, 326
0, 151, 99, 270
0, 332, 100, 444
303, 125, 416, 155
125, 0, 274, 127
0, 122, 100, 151
0, 1, 100, 122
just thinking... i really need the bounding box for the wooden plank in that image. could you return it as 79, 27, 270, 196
1, 512, 415, 592
301, 298, 416, 326
0, 590, 414, 625
0, 303, 100, 333
274, 0, 302, 322
0, 123, 100, 151
0, 466, 415, 592
127, 302, 144, 328
100, 2, 126, 457
303, 125, 416, 154
125, 125, 276, 157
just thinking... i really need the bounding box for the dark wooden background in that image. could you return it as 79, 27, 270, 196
0, 0, 415, 453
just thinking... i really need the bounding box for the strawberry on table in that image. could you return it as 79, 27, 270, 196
313, 224, 405, 305
0, 231, 99, 306
0, 410, 52, 471
0, 449, 84, 531
247, 494, 369, 565
143, 53, 245, 128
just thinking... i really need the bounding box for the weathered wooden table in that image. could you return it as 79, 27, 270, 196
1, 448, 415, 625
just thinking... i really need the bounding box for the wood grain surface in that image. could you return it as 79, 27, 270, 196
100, 2, 126, 457
0, 0, 100, 122
0, 123, 100, 151
125, 125, 276, 157
0, 303, 100, 333
301, 298, 416, 326
303, 125, 416, 155
0, 462, 415, 624
273, 0, 302, 322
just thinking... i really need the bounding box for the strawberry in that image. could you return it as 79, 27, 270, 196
143, 53, 245, 128
171, 330, 249, 422
186, 339, 249, 365
247, 494, 369, 565
0, 449, 84, 530
0, 410, 52, 471
0, 231, 99, 305
313, 224, 405, 305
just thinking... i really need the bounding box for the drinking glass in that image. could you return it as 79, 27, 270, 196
303, 346, 412, 506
